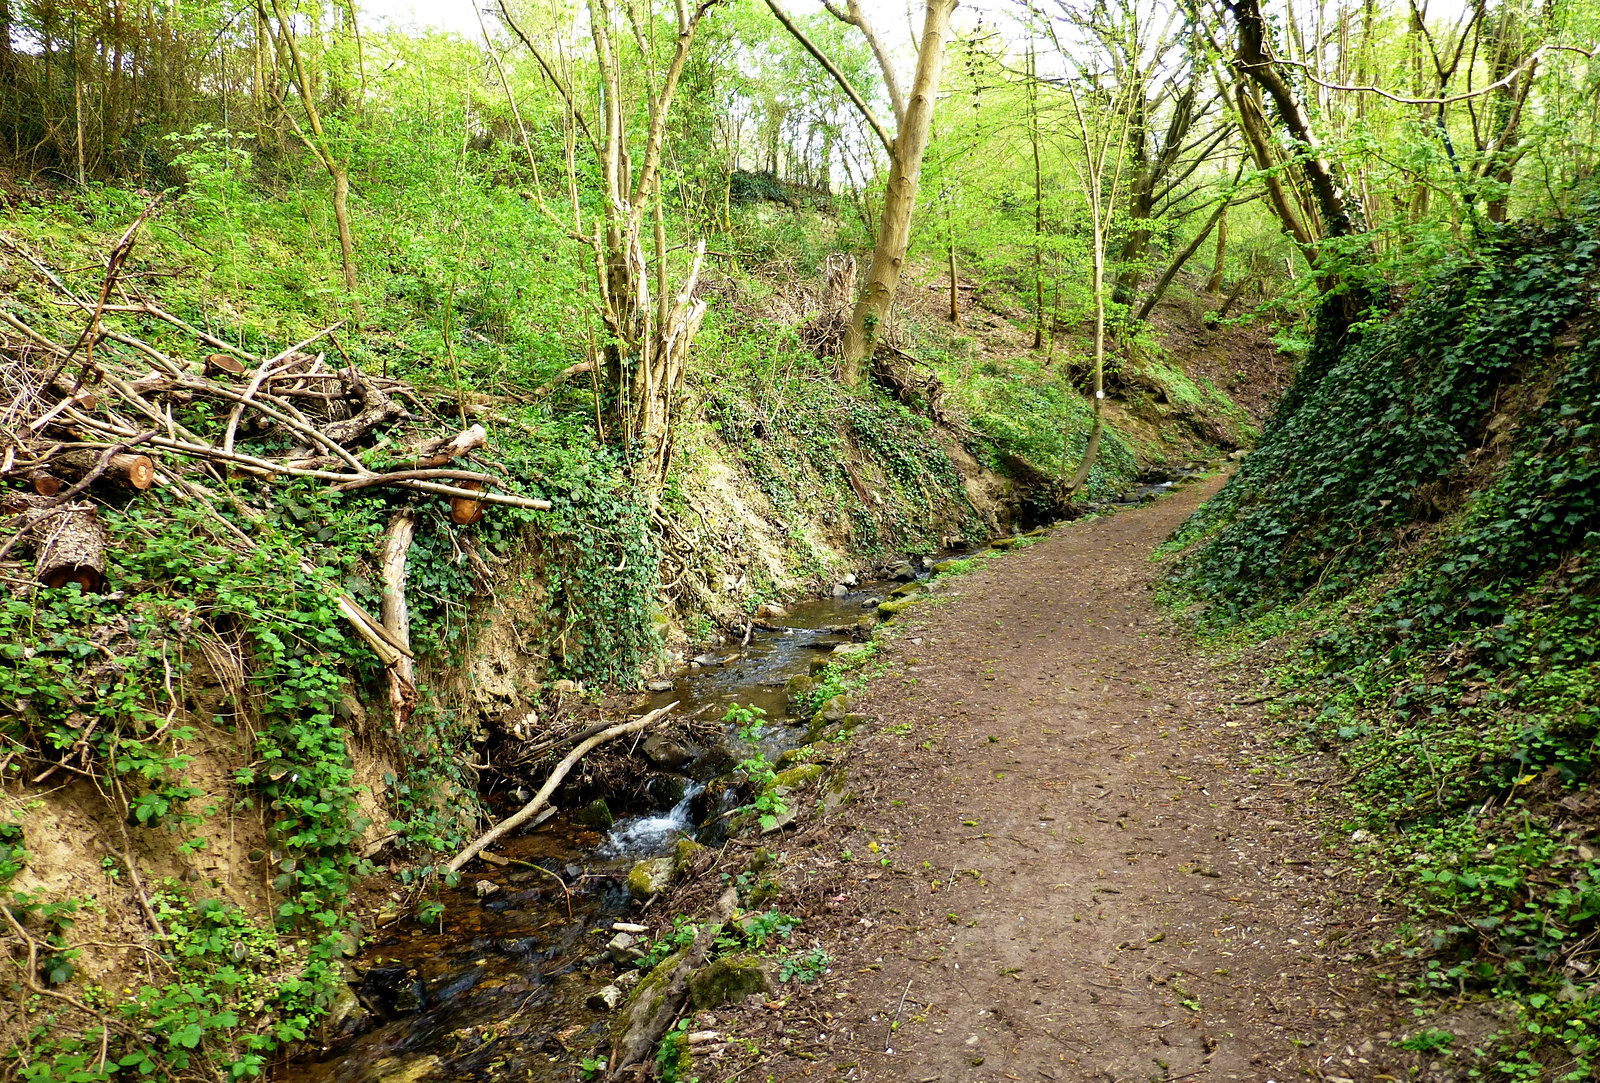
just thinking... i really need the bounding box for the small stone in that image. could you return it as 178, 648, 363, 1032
692, 653, 723, 666
841, 573, 858, 587
551, 679, 582, 695
574, 798, 614, 830
646, 679, 675, 692
474, 880, 499, 898
587, 984, 623, 1011
756, 602, 788, 620
606, 932, 638, 956
860, 596, 883, 607
627, 857, 675, 899
831, 583, 849, 597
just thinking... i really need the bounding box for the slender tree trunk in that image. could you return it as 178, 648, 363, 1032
840, 0, 958, 385
1027, 12, 1045, 350
1205, 205, 1228, 294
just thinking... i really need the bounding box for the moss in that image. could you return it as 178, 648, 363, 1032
626, 857, 674, 900
688, 954, 775, 1009
877, 597, 919, 617
767, 763, 825, 792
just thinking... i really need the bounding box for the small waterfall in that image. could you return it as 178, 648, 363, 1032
599, 783, 706, 857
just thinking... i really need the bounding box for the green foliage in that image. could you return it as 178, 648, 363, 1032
775, 946, 831, 983
1168, 198, 1600, 1073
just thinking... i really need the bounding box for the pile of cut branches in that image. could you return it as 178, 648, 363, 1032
0, 208, 548, 722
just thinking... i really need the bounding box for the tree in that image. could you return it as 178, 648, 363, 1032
257, 0, 362, 301
765, 0, 960, 386
496, 0, 719, 494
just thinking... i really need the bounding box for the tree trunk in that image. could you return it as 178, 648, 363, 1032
1205, 205, 1228, 294
49, 450, 156, 489
840, 0, 958, 384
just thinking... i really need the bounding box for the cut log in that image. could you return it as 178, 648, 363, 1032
450, 480, 485, 526
49, 450, 156, 490
34, 502, 108, 592
379, 509, 418, 726
29, 472, 63, 497
204, 353, 248, 379
410, 424, 487, 468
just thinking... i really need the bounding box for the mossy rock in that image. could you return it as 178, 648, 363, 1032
673, 836, 706, 875
989, 536, 1019, 550
784, 674, 814, 703
931, 558, 963, 575
877, 597, 918, 617
688, 954, 776, 1009
888, 581, 927, 599
627, 857, 674, 900
574, 797, 614, 830
767, 762, 825, 792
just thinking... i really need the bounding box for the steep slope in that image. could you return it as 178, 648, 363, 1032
1166, 198, 1600, 1073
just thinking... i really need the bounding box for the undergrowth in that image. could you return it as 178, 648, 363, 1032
1165, 199, 1600, 1075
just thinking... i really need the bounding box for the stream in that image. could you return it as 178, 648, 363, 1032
282, 573, 916, 1083
280, 470, 1198, 1083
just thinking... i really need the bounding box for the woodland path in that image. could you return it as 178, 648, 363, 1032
724, 475, 1404, 1083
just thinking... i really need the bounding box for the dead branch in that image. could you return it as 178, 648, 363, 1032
446, 703, 678, 873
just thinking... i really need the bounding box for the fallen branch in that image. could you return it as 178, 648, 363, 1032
446, 702, 678, 874
379, 509, 418, 726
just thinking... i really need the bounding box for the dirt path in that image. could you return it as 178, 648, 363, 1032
718, 476, 1407, 1083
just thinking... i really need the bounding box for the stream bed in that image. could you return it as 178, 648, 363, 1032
281, 577, 912, 1083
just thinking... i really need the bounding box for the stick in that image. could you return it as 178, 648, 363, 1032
446, 703, 677, 873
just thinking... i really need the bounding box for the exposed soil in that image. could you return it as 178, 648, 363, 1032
701, 475, 1427, 1083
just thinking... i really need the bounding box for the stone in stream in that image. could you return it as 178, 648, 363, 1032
755, 602, 788, 620
627, 857, 675, 899
887, 561, 917, 581
674, 836, 707, 875
587, 984, 624, 1011
841, 573, 858, 587
830, 583, 849, 597
784, 674, 813, 703
888, 581, 926, 598
646, 679, 675, 692
367, 1056, 442, 1083
688, 955, 775, 1009
574, 797, 614, 830
474, 879, 499, 898
932, 558, 963, 574
859, 595, 883, 607
642, 732, 694, 770
877, 597, 918, 618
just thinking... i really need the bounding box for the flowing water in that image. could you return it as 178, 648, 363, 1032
280, 577, 914, 1083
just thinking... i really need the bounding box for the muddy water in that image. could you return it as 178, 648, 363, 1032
280, 582, 905, 1083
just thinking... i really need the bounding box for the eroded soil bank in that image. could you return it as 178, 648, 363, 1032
697, 476, 1426, 1082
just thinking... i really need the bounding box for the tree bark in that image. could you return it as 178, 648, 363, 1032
1205, 205, 1228, 293
379, 509, 417, 724
1229, 0, 1360, 239
48, 449, 156, 489
839, 0, 959, 385
34, 502, 108, 592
